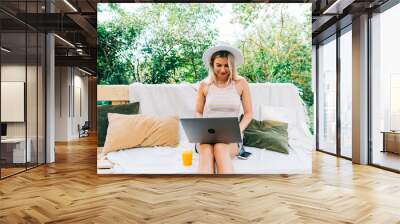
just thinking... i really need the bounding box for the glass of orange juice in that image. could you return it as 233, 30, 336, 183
182, 150, 193, 166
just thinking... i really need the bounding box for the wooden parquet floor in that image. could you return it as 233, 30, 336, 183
1, 134, 400, 224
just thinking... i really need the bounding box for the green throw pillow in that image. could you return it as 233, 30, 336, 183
97, 102, 140, 147
243, 117, 289, 154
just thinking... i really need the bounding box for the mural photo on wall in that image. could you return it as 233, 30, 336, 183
96, 2, 313, 175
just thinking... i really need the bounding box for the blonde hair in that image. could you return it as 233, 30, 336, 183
205, 51, 239, 85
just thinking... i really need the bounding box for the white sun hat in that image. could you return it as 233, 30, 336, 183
202, 41, 244, 69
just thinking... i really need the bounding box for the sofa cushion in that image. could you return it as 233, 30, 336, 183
103, 113, 179, 153
243, 117, 289, 154
97, 102, 140, 147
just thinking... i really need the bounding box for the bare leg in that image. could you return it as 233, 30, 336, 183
213, 143, 239, 174
197, 144, 215, 174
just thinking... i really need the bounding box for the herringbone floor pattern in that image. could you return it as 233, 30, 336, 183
1, 135, 400, 224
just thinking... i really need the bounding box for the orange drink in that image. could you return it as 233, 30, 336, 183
182, 150, 193, 166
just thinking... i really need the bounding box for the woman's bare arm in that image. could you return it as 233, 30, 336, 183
195, 82, 207, 118
239, 79, 253, 134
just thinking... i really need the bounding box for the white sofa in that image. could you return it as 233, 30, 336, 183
103, 82, 314, 174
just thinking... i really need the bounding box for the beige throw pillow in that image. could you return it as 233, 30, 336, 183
103, 113, 179, 153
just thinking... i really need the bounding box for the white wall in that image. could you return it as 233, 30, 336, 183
1, 63, 46, 163
55, 66, 69, 141
70, 71, 88, 139
1, 65, 26, 138
1, 65, 43, 138
54, 67, 89, 141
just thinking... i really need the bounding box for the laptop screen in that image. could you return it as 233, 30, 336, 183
1, 123, 7, 137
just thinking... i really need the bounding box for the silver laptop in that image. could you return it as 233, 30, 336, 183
180, 117, 242, 144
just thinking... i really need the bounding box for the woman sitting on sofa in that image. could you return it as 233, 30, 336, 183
195, 42, 253, 174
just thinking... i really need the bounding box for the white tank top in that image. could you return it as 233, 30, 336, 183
203, 81, 242, 118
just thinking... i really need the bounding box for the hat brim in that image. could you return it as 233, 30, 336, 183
202, 45, 244, 69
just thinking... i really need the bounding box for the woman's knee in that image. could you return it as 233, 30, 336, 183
198, 144, 214, 159
213, 143, 230, 158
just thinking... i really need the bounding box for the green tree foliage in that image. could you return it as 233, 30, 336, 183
232, 4, 312, 107
231, 4, 313, 132
97, 3, 219, 85
97, 4, 147, 84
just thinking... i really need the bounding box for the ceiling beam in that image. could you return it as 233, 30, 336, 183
55, 55, 96, 71
312, 15, 335, 33
323, 0, 356, 14
66, 13, 97, 47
